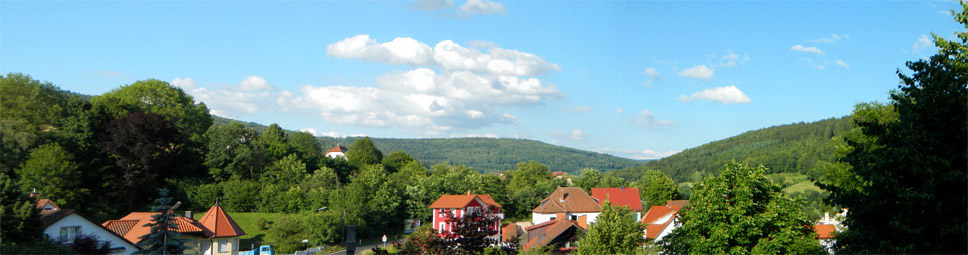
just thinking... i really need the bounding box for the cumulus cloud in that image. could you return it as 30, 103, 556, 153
811, 34, 849, 43
172, 76, 281, 118
911, 34, 934, 57
631, 110, 673, 129
678, 65, 714, 80
327, 35, 560, 76
791, 44, 823, 55
412, 0, 453, 10
643, 68, 660, 86
326, 34, 434, 65
290, 68, 560, 133
835, 60, 850, 68
720, 50, 750, 68
678, 86, 752, 105
562, 106, 592, 113
459, 0, 506, 15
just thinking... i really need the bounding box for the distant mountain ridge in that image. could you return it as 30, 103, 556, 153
213, 116, 647, 174
613, 116, 853, 183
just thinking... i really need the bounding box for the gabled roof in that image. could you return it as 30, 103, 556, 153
640, 205, 678, 224
41, 209, 140, 249
326, 145, 348, 154
199, 203, 246, 237
532, 187, 601, 214
815, 224, 836, 239
645, 220, 675, 239
667, 200, 689, 210
523, 218, 583, 251
429, 194, 502, 209
35, 199, 61, 211
104, 212, 209, 244
591, 187, 643, 212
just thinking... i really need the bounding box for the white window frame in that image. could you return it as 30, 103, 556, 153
60, 226, 80, 243
218, 239, 229, 253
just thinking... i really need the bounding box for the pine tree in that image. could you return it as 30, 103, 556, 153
136, 189, 190, 254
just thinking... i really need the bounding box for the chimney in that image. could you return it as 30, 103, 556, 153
467, 190, 472, 195
185, 211, 193, 219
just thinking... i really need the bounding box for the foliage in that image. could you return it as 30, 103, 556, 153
99, 112, 185, 212
346, 137, 383, 169
662, 163, 823, 254
824, 5, 968, 253
637, 170, 678, 208
576, 201, 645, 255
16, 143, 84, 207
136, 189, 190, 254
265, 216, 307, 254
204, 121, 266, 181
0, 173, 43, 245
0, 238, 77, 255
91, 79, 211, 144
381, 150, 414, 173
572, 168, 628, 193
63, 233, 113, 254
263, 154, 307, 187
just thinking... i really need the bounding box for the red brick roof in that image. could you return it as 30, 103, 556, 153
428, 194, 502, 209
326, 145, 348, 154
522, 218, 583, 251
532, 187, 601, 214
591, 187, 643, 211
40, 209, 139, 248
199, 204, 246, 237
815, 224, 836, 239
667, 200, 689, 210
35, 199, 61, 210
640, 205, 678, 224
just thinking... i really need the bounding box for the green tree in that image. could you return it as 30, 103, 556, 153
255, 124, 290, 161
136, 189, 190, 254
263, 154, 307, 187
265, 216, 307, 254
345, 137, 383, 168
638, 170, 678, 208
663, 163, 823, 254
381, 150, 414, 173
506, 161, 552, 195
288, 131, 321, 171
0, 173, 43, 246
572, 168, 603, 192
824, 5, 968, 253
91, 79, 211, 143
204, 122, 267, 181
16, 143, 84, 207
577, 201, 645, 255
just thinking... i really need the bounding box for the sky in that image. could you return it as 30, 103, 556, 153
2, 0, 963, 160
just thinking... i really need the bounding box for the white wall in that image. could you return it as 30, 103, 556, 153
532, 212, 600, 225
44, 214, 138, 254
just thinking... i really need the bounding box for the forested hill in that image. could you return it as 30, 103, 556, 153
613, 117, 853, 183
214, 116, 646, 174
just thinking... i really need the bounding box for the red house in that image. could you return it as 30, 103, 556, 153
428, 192, 503, 236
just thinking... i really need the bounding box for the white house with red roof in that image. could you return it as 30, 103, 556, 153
591, 187, 643, 219
325, 144, 348, 159
103, 202, 245, 255
531, 187, 602, 226
37, 200, 139, 254
641, 200, 689, 242
815, 209, 847, 254
428, 192, 503, 236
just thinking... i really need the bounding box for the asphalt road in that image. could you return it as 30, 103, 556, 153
325, 239, 404, 255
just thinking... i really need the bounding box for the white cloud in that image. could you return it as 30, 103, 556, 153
562, 106, 593, 113
172, 76, 281, 118
678, 86, 752, 105
911, 34, 935, 57
290, 68, 560, 132
459, 0, 506, 15
643, 67, 660, 86
615, 108, 624, 114
811, 34, 849, 43
791, 44, 823, 55
799, 57, 826, 70
720, 50, 750, 68
299, 128, 323, 136
678, 65, 715, 80
412, 0, 453, 10
326, 34, 434, 66
835, 60, 850, 68
433, 40, 561, 76
631, 110, 673, 129
568, 129, 586, 141
595, 147, 681, 160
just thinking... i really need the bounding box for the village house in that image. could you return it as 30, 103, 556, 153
641, 200, 689, 242
531, 187, 602, 226
325, 144, 348, 159
815, 209, 848, 254
590, 187, 643, 220
36, 198, 139, 254
103, 202, 245, 255
428, 192, 503, 237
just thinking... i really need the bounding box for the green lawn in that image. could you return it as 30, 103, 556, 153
192, 212, 290, 251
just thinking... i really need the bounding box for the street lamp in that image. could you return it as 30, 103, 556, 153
163, 201, 182, 255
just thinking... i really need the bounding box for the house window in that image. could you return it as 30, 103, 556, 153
439, 222, 446, 233
218, 239, 228, 253
571, 215, 578, 221
59, 226, 80, 243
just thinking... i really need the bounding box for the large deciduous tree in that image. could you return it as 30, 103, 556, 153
824, 4, 967, 253
16, 143, 84, 206
99, 112, 184, 212
345, 137, 383, 169
663, 163, 823, 254
576, 201, 645, 255
638, 170, 678, 208
204, 122, 266, 181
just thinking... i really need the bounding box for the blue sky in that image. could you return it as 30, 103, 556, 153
2, 0, 963, 160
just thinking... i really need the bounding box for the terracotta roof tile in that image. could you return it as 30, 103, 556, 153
199, 204, 246, 237
532, 187, 601, 214
645, 221, 673, 239
103, 219, 139, 237
815, 224, 836, 239
39, 209, 140, 249
107, 212, 208, 244
667, 200, 689, 210
591, 187, 643, 211
35, 199, 61, 210
522, 218, 581, 251
640, 205, 677, 224
428, 194, 502, 209
326, 145, 348, 154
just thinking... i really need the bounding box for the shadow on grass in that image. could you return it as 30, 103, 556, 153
240, 233, 266, 251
